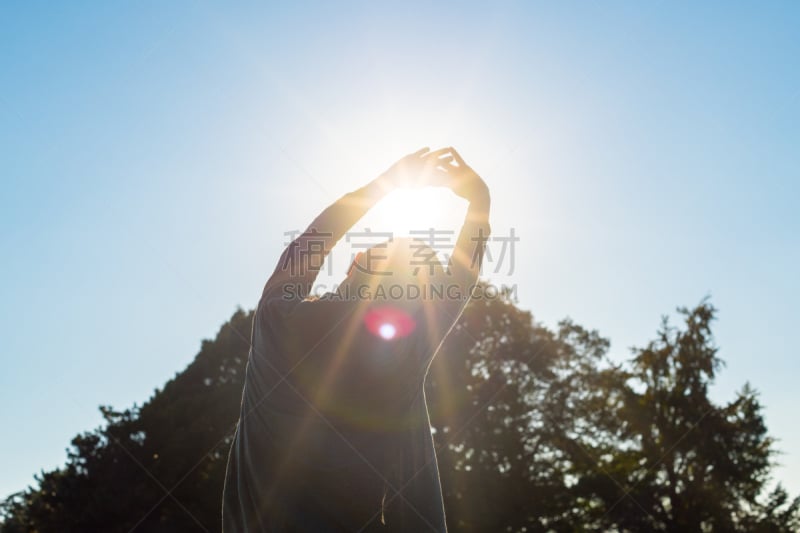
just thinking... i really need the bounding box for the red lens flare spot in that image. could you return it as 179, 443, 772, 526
364, 305, 416, 340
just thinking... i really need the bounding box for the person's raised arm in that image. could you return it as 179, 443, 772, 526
262, 147, 454, 301
442, 149, 492, 309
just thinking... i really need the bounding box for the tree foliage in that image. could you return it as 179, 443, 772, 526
2, 291, 797, 532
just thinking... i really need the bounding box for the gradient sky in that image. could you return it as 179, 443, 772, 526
1, 2, 798, 503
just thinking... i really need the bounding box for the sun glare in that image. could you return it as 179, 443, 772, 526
363, 187, 465, 240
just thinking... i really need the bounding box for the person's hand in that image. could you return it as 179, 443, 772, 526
437, 148, 489, 203
378, 147, 454, 189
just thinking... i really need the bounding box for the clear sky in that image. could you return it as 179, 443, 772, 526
1, 2, 798, 502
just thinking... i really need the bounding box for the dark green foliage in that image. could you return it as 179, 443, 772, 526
1, 309, 253, 533
2, 295, 797, 532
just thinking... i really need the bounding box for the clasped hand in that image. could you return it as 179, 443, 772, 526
379, 147, 489, 202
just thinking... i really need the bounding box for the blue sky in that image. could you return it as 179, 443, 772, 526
1, 2, 798, 502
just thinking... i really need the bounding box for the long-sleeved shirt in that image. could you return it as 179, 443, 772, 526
222, 182, 490, 532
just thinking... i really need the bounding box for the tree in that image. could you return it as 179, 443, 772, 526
2, 294, 798, 532
0, 309, 253, 533
593, 302, 800, 532
426, 287, 622, 531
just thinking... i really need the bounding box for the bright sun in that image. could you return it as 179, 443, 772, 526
361, 187, 466, 240
319, 182, 469, 286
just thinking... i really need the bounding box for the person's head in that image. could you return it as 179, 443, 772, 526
341, 237, 446, 305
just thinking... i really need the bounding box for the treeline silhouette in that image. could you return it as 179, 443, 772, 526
2, 284, 798, 531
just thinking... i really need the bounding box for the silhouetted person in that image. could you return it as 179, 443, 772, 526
222, 147, 491, 532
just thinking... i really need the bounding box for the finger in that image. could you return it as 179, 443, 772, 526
424, 147, 453, 160
435, 160, 455, 173
450, 147, 467, 167
434, 165, 454, 178
421, 162, 451, 177
422, 152, 451, 172
412, 147, 431, 158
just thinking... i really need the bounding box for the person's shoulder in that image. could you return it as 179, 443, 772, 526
259, 290, 354, 320
295, 291, 355, 312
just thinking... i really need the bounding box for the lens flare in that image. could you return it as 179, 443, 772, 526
378, 323, 397, 340
364, 305, 416, 340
